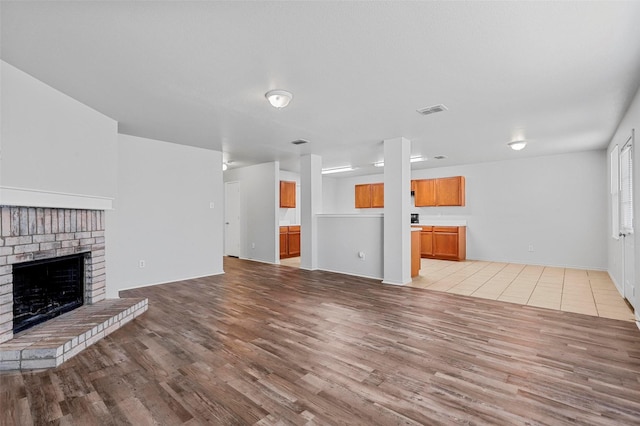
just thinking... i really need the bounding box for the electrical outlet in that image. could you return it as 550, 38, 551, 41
138, 260, 145, 268
358, 251, 365, 261
528, 245, 534, 252
209, 202, 215, 209
251, 242, 256, 249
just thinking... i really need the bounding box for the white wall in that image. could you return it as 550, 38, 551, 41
324, 173, 385, 214
224, 162, 278, 263
279, 170, 300, 225
0, 61, 117, 209
106, 134, 223, 297
606, 83, 640, 316
322, 176, 339, 214
327, 151, 607, 270
317, 214, 384, 279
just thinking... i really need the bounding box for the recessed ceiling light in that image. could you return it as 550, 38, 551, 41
222, 163, 228, 171
508, 140, 527, 151
373, 161, 384, 167
416, 104, 448, 115
265, 89, 293, 108
433, 155, 447, 160
321, 166, 355, 175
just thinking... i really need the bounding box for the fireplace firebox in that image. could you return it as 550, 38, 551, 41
13, 253, 86, 334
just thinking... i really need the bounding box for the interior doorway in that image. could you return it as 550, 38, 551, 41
225, 181, 241, 258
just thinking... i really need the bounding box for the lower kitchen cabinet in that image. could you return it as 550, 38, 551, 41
287, 226, 300, 257
419, 226, 466, 261
411, 229, 421, 277
420, 226, 433, 257
280, 226, 300, 258
280, 227, 288, 258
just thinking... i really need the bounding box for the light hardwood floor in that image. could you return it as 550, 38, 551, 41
2, 257, 639, 425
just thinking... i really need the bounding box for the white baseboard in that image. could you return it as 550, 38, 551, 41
116, 270, 225, 296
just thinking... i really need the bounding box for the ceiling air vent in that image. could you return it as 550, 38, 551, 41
433, 155, 447, 160
291, 139, 309, 145
416, 104, 448, 116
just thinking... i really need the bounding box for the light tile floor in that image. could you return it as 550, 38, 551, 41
280, 257, 302, 268
410, 258, 636, 322
278, 256, 635, 322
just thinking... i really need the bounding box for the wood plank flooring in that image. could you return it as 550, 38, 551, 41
2, 256, 640, 425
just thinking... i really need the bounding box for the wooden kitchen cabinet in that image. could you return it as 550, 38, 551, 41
371, 183, 384, 208
414, 176, 465, 207
419, 226, 433, 257
411, 229, 421, 277
436, 176, 465, 206
287, 226, 301, 257
280, 181, 296, 208
280, 227, 288, 258
355, 183, 384, 208
419, 226, 466, 261
414, 179, 436, 207
355, 184, 372, 208
280, 226, 300, 258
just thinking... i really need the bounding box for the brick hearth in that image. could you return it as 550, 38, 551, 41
0, 298, 147, 370
0, 206, 148, 370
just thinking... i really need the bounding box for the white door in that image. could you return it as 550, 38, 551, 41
620, 135, 635, 307
225, 181, 241, 257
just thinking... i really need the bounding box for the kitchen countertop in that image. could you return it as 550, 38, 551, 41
412, 219, 467, 227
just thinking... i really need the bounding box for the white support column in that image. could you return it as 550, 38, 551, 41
383, 137, 411, 285
300, 154, 322, 270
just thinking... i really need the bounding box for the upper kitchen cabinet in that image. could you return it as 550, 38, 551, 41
371, 183, 384, 208
436, 176, 465, 206
355, 183, 384, 208
355, 184, 372, 208
414, 176, 465, 207
414, 179, 436, 207
280, 180, 296, 208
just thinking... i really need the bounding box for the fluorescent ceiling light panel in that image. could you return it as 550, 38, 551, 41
321, 166, 355, 174
373, 156, 425, 167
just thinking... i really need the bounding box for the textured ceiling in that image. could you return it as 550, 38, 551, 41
3, 1, 640, 176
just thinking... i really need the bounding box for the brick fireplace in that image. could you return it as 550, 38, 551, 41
0, 207, 107, 344
0, 206, 147, 370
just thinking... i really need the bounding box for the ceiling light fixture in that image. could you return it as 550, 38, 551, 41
265, 89, 293, 108
222, 163, 228, 171
373, 156, 425, 168
321, 166, 355, 175
508, 140, 527, 151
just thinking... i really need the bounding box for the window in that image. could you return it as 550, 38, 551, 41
620, 137, 634, 235
611, 146, 619, 239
